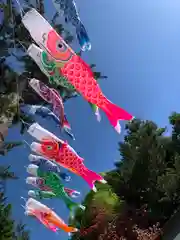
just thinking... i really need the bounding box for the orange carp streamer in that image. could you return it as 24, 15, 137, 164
25, 198, 78, 233
28, 123, 107, 191
30, 139, 106, 192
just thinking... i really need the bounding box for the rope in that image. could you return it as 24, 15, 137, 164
15, 39, 27, 52
20, 196, 27, 202
23, 139, 31, 148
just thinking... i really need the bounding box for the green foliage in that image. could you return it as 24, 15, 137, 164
0, 196, 14, 240
0, 167, 29, 239
105, 118, 180, 223
71, 113, 180, 239
71, 183, 123, 240
13, 222, 30, 240
0, 141, 24, 156
0, 191, 30, 240
0, 165, 18, 181
169, 112, 180, 153
0, 93, 19, 124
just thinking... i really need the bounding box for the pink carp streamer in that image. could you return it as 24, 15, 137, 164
22, 8, 134, 133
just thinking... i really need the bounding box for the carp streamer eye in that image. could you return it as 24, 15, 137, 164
58, 43, 63, 49
47, 145, 53, 150
41, 139, 59, 156
56, 40, 67, 52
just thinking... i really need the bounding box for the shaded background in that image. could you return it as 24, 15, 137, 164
2, 0, 180, 239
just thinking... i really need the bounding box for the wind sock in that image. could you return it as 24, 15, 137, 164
27, 123, 106, 192
28, 189, 56, 199
26, 173, 79, 198
24, 198, 78, 233
22, 8, 133, 133
27, 44, 100, 121
52, 0, 91, 51
20, 104, 62, 124
29, 78, 75, 139
26, 175, 52, 191
28, 188, 80, 199
20, 104, 74, 138
28, 154, 71, 182
26, 165, 85, 212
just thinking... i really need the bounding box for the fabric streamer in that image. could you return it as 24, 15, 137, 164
28, 154, 71, 181
20, 104, 61, 123
20, 104, 74, 139
6, 0, 113, 236
27, 43, 76, 92
26, 165, 85, 212
27, 122, 107, 192
29, 78, 75, 139
22, 8, 134, 133
52, 0, 91, 51
28, 188, 80, 200
27, 44, 100, 121
28, 190, 56, 199
26, 173, 78, 198
27, 122, 63, 143
24, 198, 78, 233
26, 176, 52, 192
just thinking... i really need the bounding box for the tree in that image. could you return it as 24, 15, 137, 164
13, 222, 30, 240
71, 114, 180, 239
0, 165, 18, 191
0, 190, 30, 240
0, 191, 15, 240
0, 141, 23, 156
0, 163, 29, 239
0, 165, 17, 180
169, 112, 180, 153
71, 180, 162, 240
106, 116, 180, 222
106, 120, 176, 225
71, 182, 123, 240
0, 162, 29, 239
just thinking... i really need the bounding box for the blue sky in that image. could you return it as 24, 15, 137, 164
2, 0, 180, 239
